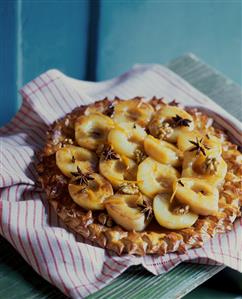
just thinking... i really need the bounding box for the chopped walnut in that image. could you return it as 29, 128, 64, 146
134, 149, 147, 164
63, 138, 74, 145
157, 122, 174, 139
201, 156, 219, 174
172, 204, 190, 215
118, 182, 139, 195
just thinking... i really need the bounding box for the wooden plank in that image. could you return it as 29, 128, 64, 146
167, 54, 242, 121
87, 264, 223, 299
0, 236, 223, 299
0, 237, 67, 299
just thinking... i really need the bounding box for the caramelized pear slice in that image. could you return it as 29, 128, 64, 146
99, 155, 137, 188
108, 123, 146, 159
153, 193, 198, 230
182, 151, 227, 187
75, 113, 114, 150
104, 194, 150, 231
177, 132, 222, 155
149, 105, 194, 143
113, 98, 154, 127
137, 157, 179, 197
174, 178, 219, 216
144, 135, 181, 167
68, 173, 113, 210
56, 145, 97, 177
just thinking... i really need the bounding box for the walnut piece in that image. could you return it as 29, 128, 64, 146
201, 156, 219, 174
172, 204, 190, 215
134, 149, 147, 164
158, 122, 174, 139
118, 182, 139, 195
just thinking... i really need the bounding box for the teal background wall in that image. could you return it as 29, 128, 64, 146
97, 1, 242, 82
0, 2, 17, 125
0, 0, 90, 126
20, 1, 89, 84
0, 0, 241, 126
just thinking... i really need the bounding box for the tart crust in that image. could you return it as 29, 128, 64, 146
37, 97, 242, 256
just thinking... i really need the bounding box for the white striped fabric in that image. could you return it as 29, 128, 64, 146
0, 65, 241, 298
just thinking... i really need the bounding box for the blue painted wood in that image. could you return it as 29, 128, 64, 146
96, 0, 242, 85
0, 1, 18, 126
1, 0, 241, 127
85, 0, 100, 81
20, 0, 89, 85
0, 0, 90, 127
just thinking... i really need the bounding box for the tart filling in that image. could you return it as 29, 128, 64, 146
37, 97, 242, 255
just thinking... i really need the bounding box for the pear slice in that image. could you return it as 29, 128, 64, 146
108, 123, 146, 159
148, 106, 194, 143
182, 150, 227, 187
99, 154, 137, 188
56, 145, 97, 177
112, 98, 154, 127
104, 194, 150, 231
153, 193, 198, 230
144, 135, 181, 167
137, 157, 179, 197
68, 173, 113, 210
174, 178, 219, 215
177, 132, 222, 155
75, 113, 114, 150
177, 131, 203, 152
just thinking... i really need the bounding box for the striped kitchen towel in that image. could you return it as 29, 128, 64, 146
0, 64, 241, 298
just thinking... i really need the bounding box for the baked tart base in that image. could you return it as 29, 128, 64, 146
37, 97, 242, 256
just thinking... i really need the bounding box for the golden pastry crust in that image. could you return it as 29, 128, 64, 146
37, 97, 242, 255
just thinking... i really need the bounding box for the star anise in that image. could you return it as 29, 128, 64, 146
137, 198, 153, 221
189, 137, 209, 156
102, 145, 119, 161
178, 179, 184, 187
105, 103, 115, 117
169, 99, 179, 106
70, 166, 94, 185
171, 114, 192, 128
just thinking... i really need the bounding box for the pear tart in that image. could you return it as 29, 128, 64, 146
37, 97, 242, 255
